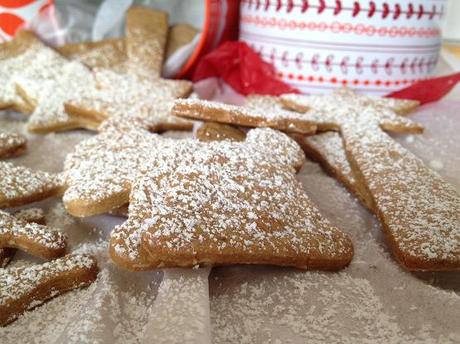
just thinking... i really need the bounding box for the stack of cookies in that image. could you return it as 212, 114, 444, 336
0, 5, 458, 330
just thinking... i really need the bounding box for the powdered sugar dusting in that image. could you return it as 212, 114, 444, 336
110, 128, 352, 270
281, 90, 460, 268
0, 132, 26, 158
0, 161, 62, 208
0, 210, 65, 252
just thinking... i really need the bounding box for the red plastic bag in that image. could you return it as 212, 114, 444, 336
387, 72, 460, 104
193, 41, 299, 96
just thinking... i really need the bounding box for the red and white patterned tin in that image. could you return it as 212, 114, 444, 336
0, 0, 54, 41
240, 0, 446, 95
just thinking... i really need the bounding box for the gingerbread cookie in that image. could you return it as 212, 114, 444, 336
109, 128, 353, 271
0, 30, 44, 114
0, 210, 66, 260
64, 71, 192, 133
0, 132, 26, 159
281, 90, 460, 271
0, 162, 62, 209
57, 38, 126, 70
0, 208, 47, 268
62, 128, 175, 217
125, 6, 168, 78
13, 45, 98, 133
173, 95, 423, 135
0, 253, 98, 326
196, 122, 246, 142
173, 97, 321, 134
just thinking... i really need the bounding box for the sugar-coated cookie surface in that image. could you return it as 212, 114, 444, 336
57, 38, 126, 70
196, 122, 246, 142
0, 31, 45, 114
64, 68, 192, 132
281, 90, 460, 271
62, 128, 175, 217
0, 210, 66, 260
0, 162, 62, 208
109, 128, 353, 271
0, 132, 26, 159
0, 254, 98, 326
125, 6, 168, 78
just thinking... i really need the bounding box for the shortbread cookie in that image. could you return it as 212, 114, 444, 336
125, 6, 168, 78
0, 132, 26, 159
0, 162, 62, 208
62, 128, 174, 217
196, 122, 246, 142
0, 254, 98, 326
109, 128, 353, 271
166, 23, 198, 59
64, 69, 192, 131
281, 90, 460, 271
57, 38, 126, 69
0, 210, 66, 260
0, 208, 47, 268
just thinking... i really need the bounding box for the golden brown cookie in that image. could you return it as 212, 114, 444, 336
0, 208, 47, 268
125, 6, 169, 78
0, 133, 26, 159
109, 128, 353, 271
0, 162, 63, 209
0, 210, 66, 260
12, 208, 46, 226
166, 23, 198, 59
65, 73, 192, 132
281, 90, 460, 271
62, 128, 175, 217
0, 254, 98, 326
173, 94, 423, 135
0, 30, 44, 114
13, 46, 99, 133
57, 38, 126, 70
196, 122, 246, 142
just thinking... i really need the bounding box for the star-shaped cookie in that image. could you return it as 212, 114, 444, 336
64, 69, 193, 132
172, 90, 459, 270
109, 128, 353, 271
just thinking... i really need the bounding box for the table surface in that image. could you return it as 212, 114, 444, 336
0, 52, 459, 344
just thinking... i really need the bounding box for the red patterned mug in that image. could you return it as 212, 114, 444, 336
240, 0, 446, 95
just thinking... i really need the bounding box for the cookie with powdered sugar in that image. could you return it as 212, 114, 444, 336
63, 66, 192, 133
0, 254, 98, 326
12, 39, 100, 133
0, 208, 48, 268
57, 38, 126, 70
173, 94, 423, 135
0, 30, 44, 114
125, 6, 169, 78
280, 90, 460, 271
62, 128, 177, 217
109, 128, 353, 271
196, 122, 246, 142
0, 210, 66, 261
0, 133, 26, 159
0, 162, 63, 209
